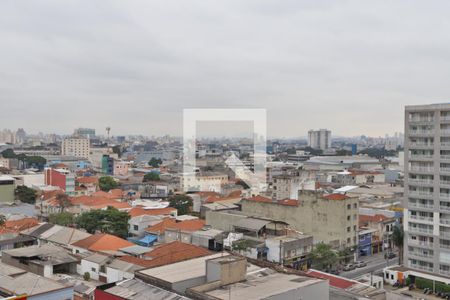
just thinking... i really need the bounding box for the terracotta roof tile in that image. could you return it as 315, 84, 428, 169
307, 270, 355, 289
71, 233, 134, 251
128, 207, 177, 218
1, 218, 40, 233
145, 218, 177, 234
166, 219, 205, 232
323, 194, 349, 201
76, 176, 98, 185
119, 241, 211, 268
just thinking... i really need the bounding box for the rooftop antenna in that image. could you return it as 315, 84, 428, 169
106, 127, 111, 140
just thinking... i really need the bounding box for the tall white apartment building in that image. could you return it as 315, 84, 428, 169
308, 129, 331, 150
405, 103, 450, 276
61, 137, 90, 158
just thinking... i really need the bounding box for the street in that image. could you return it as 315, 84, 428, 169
340, 252, 400, 279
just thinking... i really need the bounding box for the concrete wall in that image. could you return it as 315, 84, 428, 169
0, 179, 14, 203
241, 191, 358, 249
205, 211, 247, 232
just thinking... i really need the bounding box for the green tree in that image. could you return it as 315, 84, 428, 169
76, 207, 130, 238
83, 272, 91, 281
168, 195, 193, 216
0, 214, 6, 227
15, 185, 37, 204
148, 157, 162, 168
143, 172, 160, 182
55, 193, 72, 213
0, 149, 16, 158
308, 243, 338, 271
112, 145, 122, 158
392, 225, 404, 264
49, 212, 75, 226
99, 176, 119, 192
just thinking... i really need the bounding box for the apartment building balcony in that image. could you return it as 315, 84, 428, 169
440, 205, 450, 212
440, 242, 450, 250
409, 227, 434, 235
409, 117, 435, 124
408, 262, 434, 273
409, 191, 434, 199
441, 218, 450, 226
440, 231, 450, 239
441, 181, 450, 188
439, 269, 450, 277
441, 130, 450, 136
409, 251, 434, 260
441, 155, 450, 161
410, 154, 434, 161
410, 167, 434, 174
441, 193, 450, 200
409, 215, 434, 223
409, 143, 434, 149
409, 130, 434, 136
408, 179, 434, 186
441, 116, 450, 122
409, 239, 433, 248
442, 142, 450, 149
441, 169, 450, 175
409, 202, 434, 210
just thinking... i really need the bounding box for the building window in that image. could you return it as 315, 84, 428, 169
347, 227, 351, 232
347, 204, 351, 210
353, 203, 357, 209
91, 268, 96, 272
347, 216, 351, 221
134, 225, 139, 231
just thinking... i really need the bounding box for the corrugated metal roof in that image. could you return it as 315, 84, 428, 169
234, 218, 270, 231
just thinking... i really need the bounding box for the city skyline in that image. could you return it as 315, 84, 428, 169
2, 1, 450, 136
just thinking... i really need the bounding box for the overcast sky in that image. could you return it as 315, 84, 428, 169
1, 1, 450, 138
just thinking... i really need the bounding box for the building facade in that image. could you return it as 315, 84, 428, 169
0, 175, 15, 203
404, 103, 450, 276
61, 137, 90, 158
240, 192, 359, 249
308, 129, 332, 150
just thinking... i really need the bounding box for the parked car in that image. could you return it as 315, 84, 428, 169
343, 264, 356, 271
355, 261, 367, 268
385, 252, 396, 259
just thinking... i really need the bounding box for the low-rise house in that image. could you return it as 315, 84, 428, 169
0, 262, 74, 300
266, 234, 313, 269
238, 191, 359, 249
191, 228, 224, 251
0, 217, 39, 253
128, 214, 163, 238
80, 252, 143, 283
1, 244, 79, 277
359, 214, 396, 251
20, 223, 92, 249
145, 218, 177, 243
136, 254, 329, 299
164, 219, 206, 243
71, 233, 134, 255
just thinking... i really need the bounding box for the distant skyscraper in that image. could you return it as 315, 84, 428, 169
405, 103, 450, 276
15, 128, 26, 144
308, 129, 331, 150
74, 128, 95, 139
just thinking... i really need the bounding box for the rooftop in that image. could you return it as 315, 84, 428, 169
137, 253, 226, 283
71, 233, 134, 252
204, 267, 325, 300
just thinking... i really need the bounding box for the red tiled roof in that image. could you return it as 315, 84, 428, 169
145, 218, 177, 234
2, 218, 40, 233
120, 241, 211, 268
71, 233, 134, 251
307, 270, 355, 289
70, 195, 131, 210
205, 191, 242, 203
76, 176, 98, 185
128, 207, 176, 218
245, 196, 299, 206
166, 219, 205, 232
359, 214, 390, 225
323, 194, 349, 201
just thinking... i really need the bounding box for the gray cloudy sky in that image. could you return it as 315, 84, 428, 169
1, 0, 450, 138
